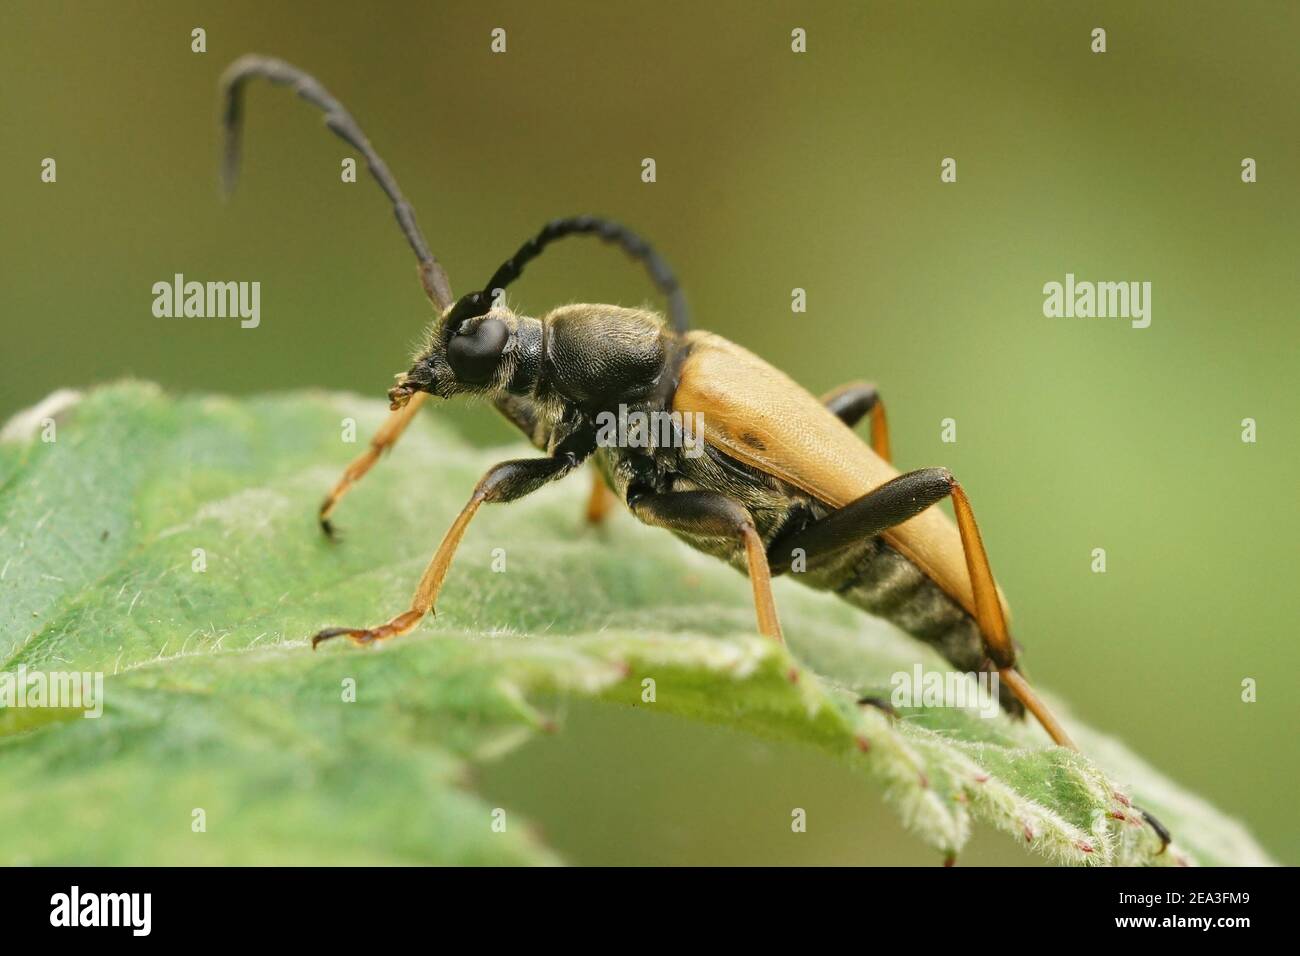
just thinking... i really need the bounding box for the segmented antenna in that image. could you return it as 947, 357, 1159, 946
446, 216, 689, 334
218, 54, 454, 310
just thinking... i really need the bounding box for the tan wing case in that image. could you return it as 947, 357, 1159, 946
672, 331, 1004, 620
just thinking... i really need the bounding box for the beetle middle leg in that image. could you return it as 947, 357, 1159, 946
585, 471, 618, 524
312, 443, 590, 647
627, 490, 783, 642
769, 467, 1074, 749
820, 381, 891, 462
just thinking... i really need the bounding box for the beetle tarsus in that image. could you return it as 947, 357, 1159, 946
857, 695, 900, 718
311, 627, 363, 649
1138, 806, 1172, 853
387, 383, 415, 410
318, 501, 340, 540
312, 604, 436, 649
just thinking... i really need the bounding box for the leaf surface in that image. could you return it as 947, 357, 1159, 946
0, 384, 1273, 865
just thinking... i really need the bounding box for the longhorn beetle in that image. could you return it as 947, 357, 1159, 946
219, 55, 1170, 854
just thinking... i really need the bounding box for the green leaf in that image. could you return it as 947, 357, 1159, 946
0, 383, 1273, 865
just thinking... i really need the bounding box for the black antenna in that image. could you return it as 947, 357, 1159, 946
446, 216, 689, 334
218, 55, 454, 310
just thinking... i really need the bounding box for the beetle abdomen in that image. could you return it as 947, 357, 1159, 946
799, 534, 1025, 716
827, 539, 979, 662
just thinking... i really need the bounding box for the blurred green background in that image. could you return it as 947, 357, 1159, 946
2, 1, 1296, 864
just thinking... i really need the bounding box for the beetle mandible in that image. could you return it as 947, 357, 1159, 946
218, 55, 1170, 850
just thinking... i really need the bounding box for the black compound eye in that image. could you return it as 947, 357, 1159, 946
447, 317, 508, 384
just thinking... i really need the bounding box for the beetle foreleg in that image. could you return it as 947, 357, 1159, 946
319, 391, 556, 538
312, 444, 589, 648
628, 490, 783, 642
318, 392, 430, 537
820, 381, 891, 462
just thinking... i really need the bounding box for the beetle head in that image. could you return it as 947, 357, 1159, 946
390, 294, 542, 409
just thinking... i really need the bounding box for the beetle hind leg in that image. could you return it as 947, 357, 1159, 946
1138, 806, 1172, 853
820, 381, 891, 462
768, 468, 1177, 853
769, 467, 1073, 748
